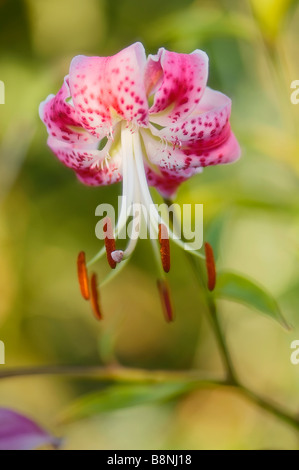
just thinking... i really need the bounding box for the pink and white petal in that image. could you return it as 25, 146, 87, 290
47, 136, 113, 172
153, 88, 232, 146
184, 131, 241, 167
69, 43, 148, 137
145, 164, 200, 198
141, 126, 240, 172
141, 129, 191, 171
146, 48, 208, 126
39, 78, 98, 145
144, 55, 164, 96
76, 152, 122, 186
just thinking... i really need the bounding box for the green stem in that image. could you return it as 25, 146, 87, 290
0, 364, 298, 431
239, 385, 299, 432
186, 253, 238, 385
0, 364, 225, 386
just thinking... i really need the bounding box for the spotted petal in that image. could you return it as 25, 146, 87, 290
47, 135, 122, 186
141, 87, 240, 174
157, 88, 232, 145
69, 42, 148, 138
39, 78, 98, 145
145, 163, 201, 198
76, 152, 122, 186
146, 48, 209, 127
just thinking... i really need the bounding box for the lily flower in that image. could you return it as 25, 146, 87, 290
40, 43, 240, 320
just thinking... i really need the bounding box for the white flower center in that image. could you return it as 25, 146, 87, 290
115, 122, 161, 260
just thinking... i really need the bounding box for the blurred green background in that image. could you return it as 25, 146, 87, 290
0, 0, 299, 450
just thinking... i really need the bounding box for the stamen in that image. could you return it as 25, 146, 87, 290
157, 279, 174, 322
103, 217, 117, 269
90, 273, 103, 320
77, 251, 90, 300
158, 224, 170, 273
204, 242, 216, 291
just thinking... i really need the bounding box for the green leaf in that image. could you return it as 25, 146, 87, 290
61, 382, 194, 422
214, 271, 290, 330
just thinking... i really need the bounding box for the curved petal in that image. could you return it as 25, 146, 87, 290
141, 87, 240, 172
47, 136, 107, 171
155, 88, 232, 145
47, 136, 122, 186
69, 42, 148, 138
145, 163, 201, 198
39, 78, 99, 145
146, 48, 208, 126
142, 126, 240, 173
184, 131, 241, 167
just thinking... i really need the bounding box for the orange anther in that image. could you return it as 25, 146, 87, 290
204, 242, 216, 291
158, 224, 170, 273
157, 279, 174, 322
77, 251, 90, 300
90, 273, 103, 320
103, 217, 117, 269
